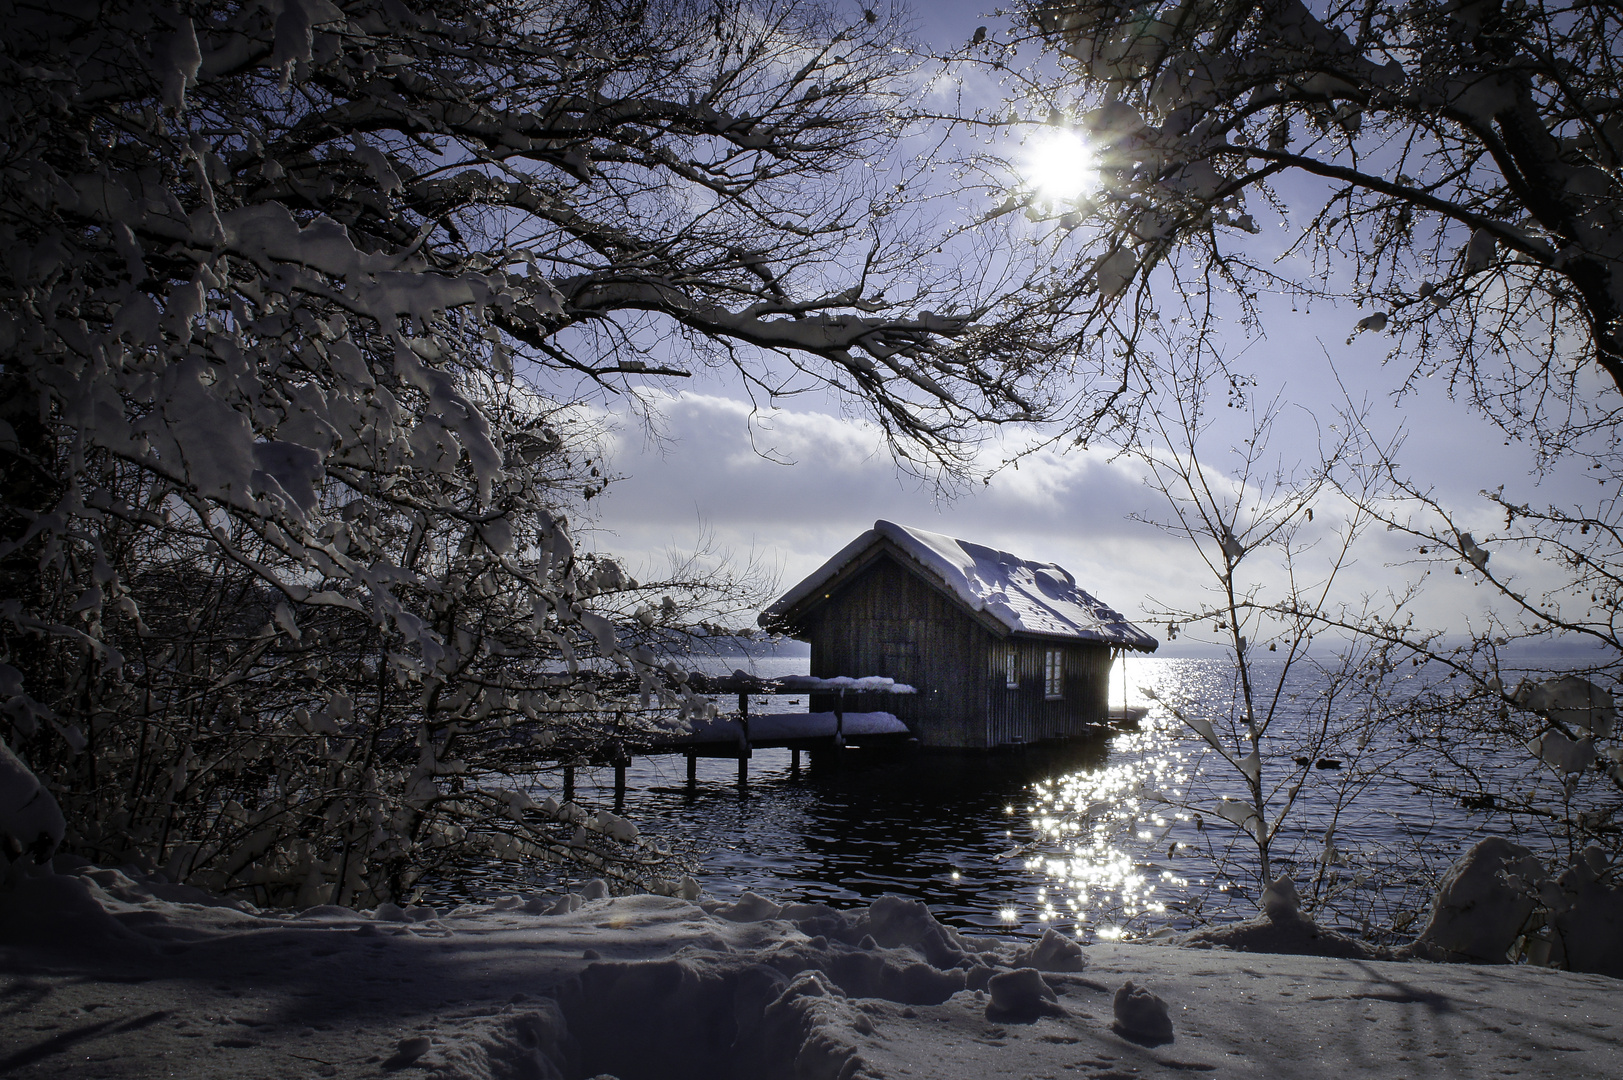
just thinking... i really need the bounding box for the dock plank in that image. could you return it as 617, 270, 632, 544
644, 711, 909, 750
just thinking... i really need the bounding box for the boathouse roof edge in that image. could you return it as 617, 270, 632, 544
758, 520, 1158, 653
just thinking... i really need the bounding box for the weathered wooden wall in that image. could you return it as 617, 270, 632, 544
799, 551, 1114, 748
803, 553, 987, 746
983, 637, 1113, 745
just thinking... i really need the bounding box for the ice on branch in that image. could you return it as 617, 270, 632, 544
1526, 730, 1596, 775
1456, 532, 1490, 571
1516, 675, 1617, 737
1215, 798, 1262, 838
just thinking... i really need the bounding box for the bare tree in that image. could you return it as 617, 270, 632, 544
0, 0, 1062, 902
949, 0, 1623, 959
968, 0, 1623, 462
1117, 345, 1429, 933
1319, 428, 1623, 839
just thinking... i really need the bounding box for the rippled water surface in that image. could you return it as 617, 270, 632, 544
429, 654, 1584, 941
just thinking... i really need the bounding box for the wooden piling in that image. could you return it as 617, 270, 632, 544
737, 691, 751, 788
562, 765, 574, 802
686, 750, 697, 785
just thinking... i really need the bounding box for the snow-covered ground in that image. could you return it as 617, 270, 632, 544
2, 860, 1619, 1080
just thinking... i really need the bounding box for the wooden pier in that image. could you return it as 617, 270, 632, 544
562, 672, 918, 801
555, 672, 1149, 804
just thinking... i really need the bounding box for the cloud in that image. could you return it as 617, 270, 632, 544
576, 386, 1590, 656
588, 391, 1192, 629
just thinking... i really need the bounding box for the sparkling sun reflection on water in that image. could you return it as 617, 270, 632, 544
991, 653, 1524, 941
1026, 718, 1192, 936
1012, 653, 1594, 942
428, 654, 1580, 944
1019, 656, 1386, 940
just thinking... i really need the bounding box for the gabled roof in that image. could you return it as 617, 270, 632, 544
759, 520, 1158, 652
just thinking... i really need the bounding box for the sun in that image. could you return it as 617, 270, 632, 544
1022, 130, 1098, 202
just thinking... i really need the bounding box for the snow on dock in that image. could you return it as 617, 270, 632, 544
663, 711, 910, 747
562, 673, 917, 796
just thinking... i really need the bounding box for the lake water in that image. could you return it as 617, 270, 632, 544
426, 652, 1587, 942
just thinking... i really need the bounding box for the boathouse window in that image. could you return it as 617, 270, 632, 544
1004, 647, 1019, 689
1044, 649, 1063, 699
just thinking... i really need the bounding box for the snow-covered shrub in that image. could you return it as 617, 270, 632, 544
1411, 836, 1546, 963
0, 739, 64, 863
1542, 847, 1623, 977
3, 358, 728, 902
1408, 836, 1623, 976
0, 0, 1052, 905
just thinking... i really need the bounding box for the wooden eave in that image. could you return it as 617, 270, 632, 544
1004, 627, 1138, 649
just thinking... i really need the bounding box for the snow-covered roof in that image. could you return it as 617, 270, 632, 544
760, 520, 1157, 652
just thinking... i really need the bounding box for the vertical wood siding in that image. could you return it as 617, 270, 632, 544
983, 638, 1111, 745
804, 554, 987, 746
800, 552, 1114, 748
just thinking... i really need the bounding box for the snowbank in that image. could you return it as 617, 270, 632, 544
1170, 875, 1386, 961
3, 860, 1620, 1079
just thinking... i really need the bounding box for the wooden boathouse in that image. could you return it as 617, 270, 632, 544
758, 521, 1158, 749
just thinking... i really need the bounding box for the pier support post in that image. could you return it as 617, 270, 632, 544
686, 751, 697, 786
613, 760, 626, 808
736, 691, 751, 790
791, 748, 800, 774
562, 765, 574, 802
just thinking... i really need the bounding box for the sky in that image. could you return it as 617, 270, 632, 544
571, 1, 1600, 655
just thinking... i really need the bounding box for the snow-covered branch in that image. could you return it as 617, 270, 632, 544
999, 0, 1623, 458
8, 0, 1022, 904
